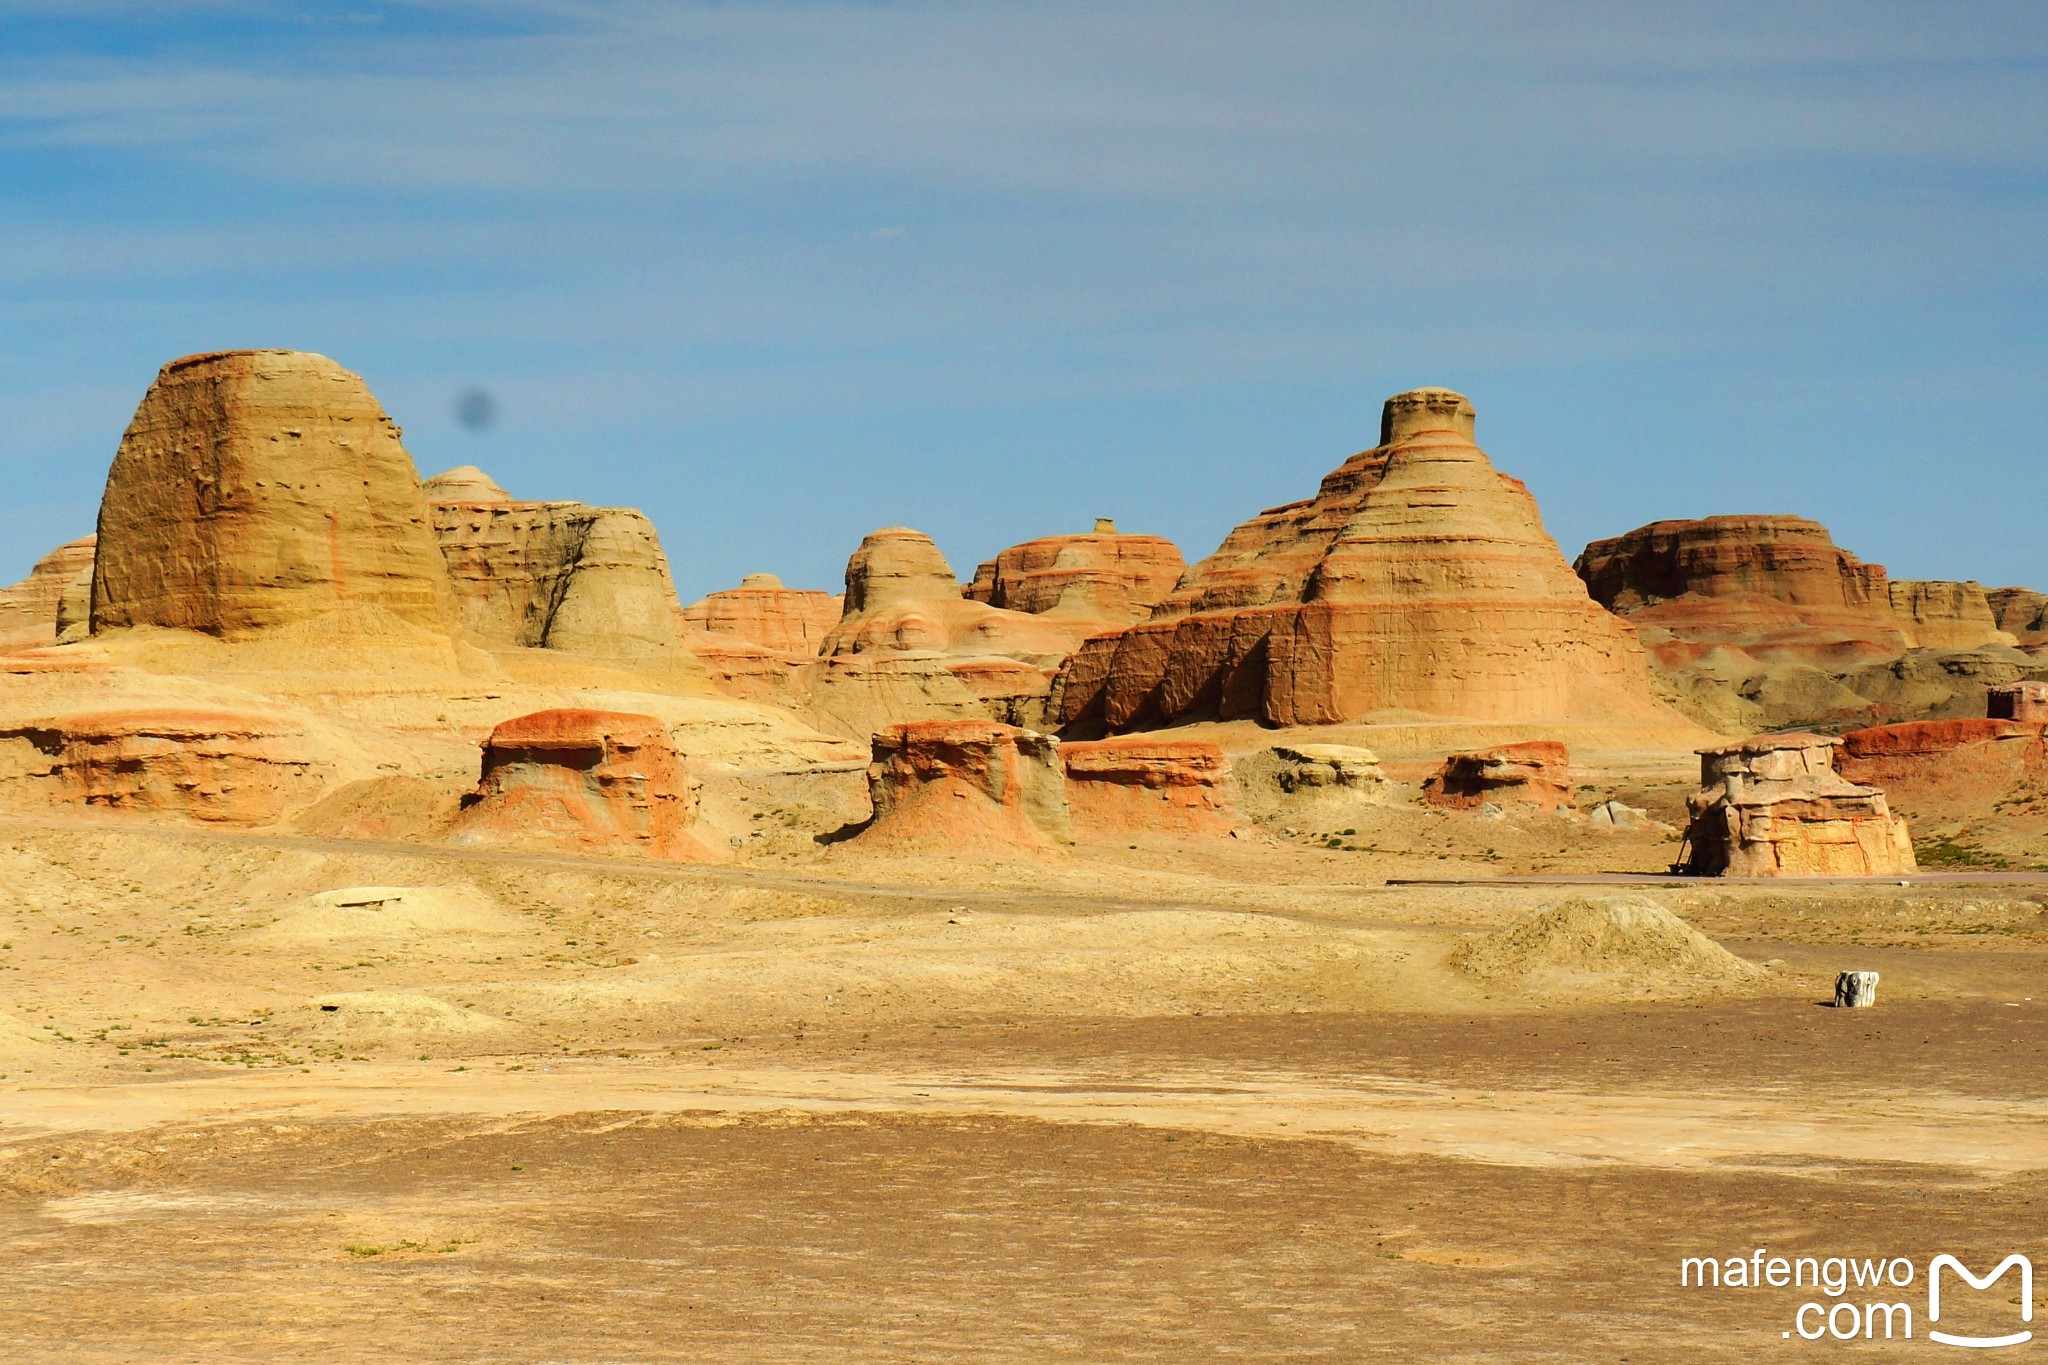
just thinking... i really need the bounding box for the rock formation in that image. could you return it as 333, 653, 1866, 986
0, 706, 330, 825
1423, 741, 1574, 812
0, 536, 94, 651
1988, 587, 2048, 649
1679, 734, 1914, 877
1054, 389, 1676, 731
1836, 717, 2048, 827
1884, 579, 2013, 652
1575, 515, 2035, 733
1573, 516, 1913, 668
680, 573, 841, 655
450, 709, 715, 859
855, 720, 1071, 851
426, 467, 700, 671
1060, 736, 1236, 837
789, 529, 1080, 737
964, 526, 1185, 633
91, 351, 460, 640
1229, 743, 1392, 833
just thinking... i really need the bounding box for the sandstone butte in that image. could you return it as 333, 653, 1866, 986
422, 465, 702, 672
1059, 735, 1237, 837
1989, 587, 2048, 649
0, 706, 331, 827
450, 708, 717, 860
963, 520, 1187, 635
0, 535, 95, 651
1054, 388, 1679, 731
91, 350, 461, 641
1574, 514, 2018, 669
854, 719, 1072, 852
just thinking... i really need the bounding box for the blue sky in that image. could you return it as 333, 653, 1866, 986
1, 1, 2043, 600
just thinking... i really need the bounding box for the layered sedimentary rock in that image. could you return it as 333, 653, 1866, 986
0, 536, 95, 651
450, 709, 713, 859
855, 720, 1071, 851
1885, 579, 2012, 652
1837, 718, 2048, 825
1060, 736, 1236, 837
796, 529, 1078, 736
1576, 515, 2032, 732
964, 525, 1185, 633
0, 707, 330, 825
1055, 389, 1675, 731
825, 528, 1075, 663
426, 468, 699, 670
1679, 735, 1914, 877
1423, 742, 1574, 812
92, 351, 459, 640
679, 573, 841, 655
1573, 516, 1910, 667
1989, 587, 2048, 648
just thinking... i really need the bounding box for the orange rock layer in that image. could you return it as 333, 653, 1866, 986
0, 707, 329, 825
964, 528, 1185, 633
1060, 736, 1236, 836
1575, 515, 2014, 668
452, 708, 713, 860
856, 720, 1071, 851
1422, 741, 1574, 811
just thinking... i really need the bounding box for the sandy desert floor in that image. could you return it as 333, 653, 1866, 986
1, 807, 2044, 1361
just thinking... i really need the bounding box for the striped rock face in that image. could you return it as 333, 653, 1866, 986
91, 350, 459, 641
1056, 389, 1676, 731
452, 708, 719, 861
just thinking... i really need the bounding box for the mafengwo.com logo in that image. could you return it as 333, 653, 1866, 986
1681, 1249, 2034, 1346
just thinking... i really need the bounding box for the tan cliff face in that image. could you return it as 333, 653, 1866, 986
91, 350, 460, 641
1055, 388, 1679, 731
679, 573, 842, 656
0, 535, 95, 650
425, 467, 705, 674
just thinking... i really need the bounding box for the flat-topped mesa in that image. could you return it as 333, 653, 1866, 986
1576, 515, 2013, 667
1679, 733, 1914, 877
450, 708, 717, 860
1055, 388, 1677, 731
0, 536, 95, 651
679, 572, 842, 655
963, 524, 1186, 632
92, 350, 460, 640
424, 467, 701, 671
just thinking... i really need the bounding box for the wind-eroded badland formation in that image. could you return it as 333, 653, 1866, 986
1, 350, 2043, 1358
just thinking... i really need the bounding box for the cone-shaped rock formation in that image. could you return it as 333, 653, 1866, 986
1056, 388, 1673, 730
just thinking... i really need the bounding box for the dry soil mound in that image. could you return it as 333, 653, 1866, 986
1448, 895, 1764, 996
251, 885, 521, 946
278, 991, 522, 1053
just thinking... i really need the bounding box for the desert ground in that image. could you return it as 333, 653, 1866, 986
2, 781, 2044, 1361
